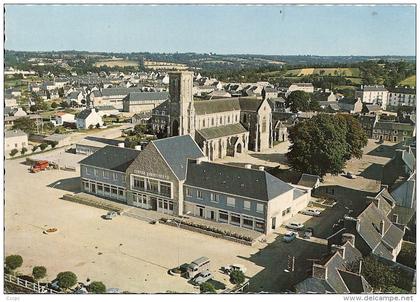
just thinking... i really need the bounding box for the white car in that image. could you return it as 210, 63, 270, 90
299, 209, 321, 217
283, 231, 297, 243
286, 222, 304, 230
192, 271, 213, 285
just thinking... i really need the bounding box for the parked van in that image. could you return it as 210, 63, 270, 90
186, 257, 210, 279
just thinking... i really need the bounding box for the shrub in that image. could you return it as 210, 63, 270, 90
88, 125, 94, 130
96, 123, 100, 129
49, 141, 58, 148
230, 270, 245, 285
9, 149, 19, 157
56, 271, 77, 289
5, 255, 23, 272
32, 145, 39, 152
200, 282, 216, 293
39, 143, 48, 151
32, 266, 47, 280
51, 102, 58, 109
87, 281, 106, 293
21, 147, 28, 155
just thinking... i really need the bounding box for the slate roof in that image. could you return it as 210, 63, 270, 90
76, 109, 97, 120
152, 135, 204, 180
375, 121, 414, 132
44, 134, 70, 142
101, 87, 143, 97
297, 173, 320, 188
196, 123, 248, 140
338, 270, 371, 294
239, 98, 264, 111
193, 98, 241, 115
124, 91, 169, 103
79, 145, 141, 172
356, 203, 405, 261
5, 129, 27, 138
361, 85, 388, 92
185, 160, 294, 201
96, 105, 117, 111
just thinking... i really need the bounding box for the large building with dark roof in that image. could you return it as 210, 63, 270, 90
78, 135, 311, 234
151, 71, 273, 161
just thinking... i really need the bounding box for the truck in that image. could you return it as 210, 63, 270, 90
30, 160, 49, 173
186, 257, 210, 279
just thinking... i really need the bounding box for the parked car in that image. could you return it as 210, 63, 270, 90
221, 264, 247, 274
104, 211, 117, 220
303, 227, 314, 239
286, 222, 304, 230
192, 271, 213, 285
283, 231, 297, 243
345, 172, 357, 179
299, 208, 321, 217
106, 288, 121, 294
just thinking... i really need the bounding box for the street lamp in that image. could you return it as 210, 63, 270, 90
175, 210, 191, 269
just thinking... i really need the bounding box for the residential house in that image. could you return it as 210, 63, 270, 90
262, 87, 279, 100
382, 148, 416, 209
43, 134, 72, 148
286, 83, 314, 97
76, 108, 104, 129
372, 121, 415, 143
89, 87, 143, 110
4, 107, 27, 117
356, 85, 389, 109
5, 129, 28, 154
54, 112, 75, 125
66, 91, 84, 106
5, 94, 18, 107
296, 233, 372, 294
338, 98, 363, 113
131, 112, 152, 126
122, 91, 169, 113
96, 105, 119, 117
343, 201, 405, 262
388, 88, 416, 108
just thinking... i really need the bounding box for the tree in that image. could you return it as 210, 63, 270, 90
5, 255, 23, 273
30, 105, 38, 112
87, 281, 106, 293
12, 117, 36, 133
230, 270, 245, 285
362, 257, 396, 292
200, 281, 216, 293
60, 101, 69, 108
88, 125, 94, 130
20, 147, 28, 155
396, 242, 416, 269
51, 102, 58, 109
39, 143, 48, 151
9, 149, 19, 157
286, 91, 311, 113
134, 124, 147, 136
96, 123, 100, 129
56, 271, 77, 290
309, 99, 321, 111
287, 114, 348, 177
32, 266, 47, 281
337, 114, 368, 160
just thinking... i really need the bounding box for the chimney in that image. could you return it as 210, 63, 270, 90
245, 164, 252, 169
118, 142, 125, 148
379, 220, 385, 236
312, 264, 327, 280
134, 145, 142, 151
392, 214, 399, 224
258, 166, 265, 171
341, 233, 355, 247
331, 244, 346, 259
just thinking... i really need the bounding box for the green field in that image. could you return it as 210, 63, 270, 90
285, 67, 360, 77
399, 75, 416, 87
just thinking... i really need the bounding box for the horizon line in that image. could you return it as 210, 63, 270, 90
5, 49, 416, 57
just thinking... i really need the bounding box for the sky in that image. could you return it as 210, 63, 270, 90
4, 4, 416, 56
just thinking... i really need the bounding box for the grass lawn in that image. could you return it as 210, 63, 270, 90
399, 75, 416, 87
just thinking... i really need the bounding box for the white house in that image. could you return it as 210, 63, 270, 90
76, 108, 104, 129
5, 130, 28, 154
356, 85, 389, 110
286, 83, 315, 97
54, 112, 76, 125
66, 91, 84, 106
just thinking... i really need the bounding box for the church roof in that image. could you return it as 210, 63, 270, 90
196, 123, 248, 140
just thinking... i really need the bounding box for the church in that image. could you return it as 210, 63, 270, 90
151, 71, 273, 161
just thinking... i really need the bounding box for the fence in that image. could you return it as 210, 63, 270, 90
4, 273, 59, 294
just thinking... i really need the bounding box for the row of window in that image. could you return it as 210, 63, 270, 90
186, 188, 264, 213
215, 209, 265, 231
131, 176, 172, 198
82, 179, 125, 198
85, 167, 120, 181
199, 114, 239, 129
